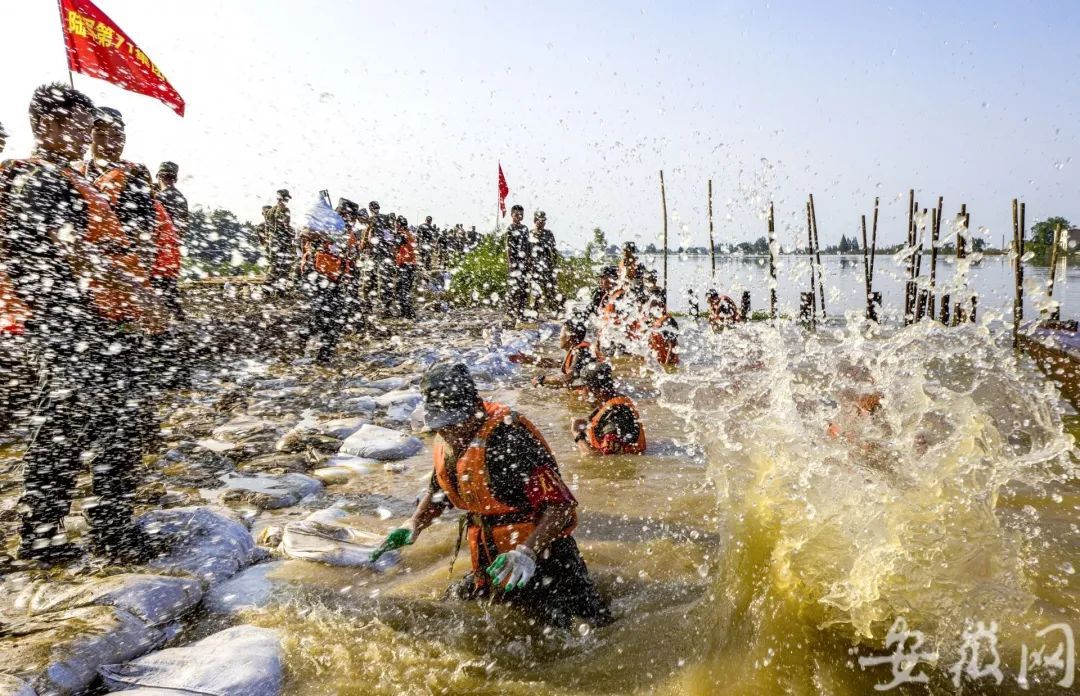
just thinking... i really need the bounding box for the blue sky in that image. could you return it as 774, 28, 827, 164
3, 1, 1077, 250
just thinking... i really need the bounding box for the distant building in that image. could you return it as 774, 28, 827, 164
1069, 227, 1080, 254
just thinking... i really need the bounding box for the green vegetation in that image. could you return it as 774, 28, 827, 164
1028, 216, 1072, 261
448, 233, 508, 307
448, 232, 597, 308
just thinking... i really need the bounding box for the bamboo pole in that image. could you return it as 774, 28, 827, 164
660, 170, 669, 305
809, 194, 826, 318
1048, 223, 1064, 320
913, 209, 926, 320
928, 197, 942, 320
806, 201, 817, 321
768, 202, 777, 320
1012, 199, 1022, 346
861, 214, 872, 320
707, 179, 716, 279
869, 196, 879, 286
954, 203, 968, 324
905, 189, 916, 322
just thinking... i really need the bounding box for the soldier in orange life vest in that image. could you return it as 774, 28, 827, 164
531, 316, 603, 390
153, 161, 189, 389
394, 215, 418, 319
645, 298, 680, 367
570, 361, 647, 456
0, 84, 166, 566
706, 288, 741, 330
373, 362, 612, 628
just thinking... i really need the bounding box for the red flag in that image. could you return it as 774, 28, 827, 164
498, 163, 509, 218
59, 0, 185, 116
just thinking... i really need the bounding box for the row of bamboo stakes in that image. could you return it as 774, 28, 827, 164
658, 171, 1064, 337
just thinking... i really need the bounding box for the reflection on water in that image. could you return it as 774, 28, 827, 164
650, 254, 1079, 324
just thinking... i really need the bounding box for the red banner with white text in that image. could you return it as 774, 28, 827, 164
59, 0, 185, 116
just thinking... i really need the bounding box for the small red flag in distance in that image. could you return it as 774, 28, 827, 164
498, 163, 509, 217
59, 0, 186, 116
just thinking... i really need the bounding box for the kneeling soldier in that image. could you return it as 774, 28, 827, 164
373, 361, 611, 628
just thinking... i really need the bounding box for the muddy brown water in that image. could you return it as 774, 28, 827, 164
236, 320, 1077, 696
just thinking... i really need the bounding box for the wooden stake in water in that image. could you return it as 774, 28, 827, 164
905, 189, 916, 323
806, 201, 818, 321
869, 196, 879, 286
660, 169, 669, 305
707, 179, 717, 279
1048, 223, 1064, 320
913, 209, 927, 321
1011, 198, 1023, 346
768, 202, 777, 320
860, 214, 872, 320
928, 199, 942, 320
954, 204, 969, 325
809, 194, 826, 318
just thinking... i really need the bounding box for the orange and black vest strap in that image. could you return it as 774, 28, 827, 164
432, 401, 577, 580
586, 396, 647, 455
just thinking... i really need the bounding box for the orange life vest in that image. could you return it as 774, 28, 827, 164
314, 243, 348, 282
150, 199, 181, 279
586, 395, 647, 455
0, 160, 30, 335
3, 159, 150, 328
649, 314, 680, 366
395, 230, 417, 267
432, 401, 577, 587
561, 341, 603, 375
709, 295, 742, 327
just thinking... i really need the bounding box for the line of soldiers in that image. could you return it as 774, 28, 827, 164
505, 205, 560, 326
0, 84, 190, 567
255, 192, 483, 364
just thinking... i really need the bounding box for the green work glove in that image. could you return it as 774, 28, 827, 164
486, 546, 537, 592
370, 527, 413, 562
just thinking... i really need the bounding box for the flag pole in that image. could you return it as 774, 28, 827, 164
55, 0, 75, 87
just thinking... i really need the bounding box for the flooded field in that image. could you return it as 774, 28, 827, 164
211, 316, 1078, 695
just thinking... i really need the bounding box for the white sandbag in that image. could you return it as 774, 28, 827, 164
0, 675, 35, 696
99, 625, 282, 696
311, 467, 351, 485
202, 561, 285, 616
325, 454, 379, 474
219, 472, 323, 510
373, 389, 422, 409
281, 509, 390, 567
0, 607, 163, 696
347, 376, 408, 392
338, 424, 422, 461
302, 195, 345, 234
383, 400, 419, 426
140, 507, 258, 587
14, 574, 203, 627
210, 416, 280, 443
311, 416, 368, 439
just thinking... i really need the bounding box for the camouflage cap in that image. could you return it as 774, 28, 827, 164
570, 358, 614, 391
93, 106, 124, 128
277, 188, 291, 200
420, 362, 480, 430
158, 161, 179, 176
